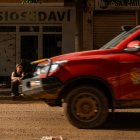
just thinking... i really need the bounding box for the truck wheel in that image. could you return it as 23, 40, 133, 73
63, 86, 109, 129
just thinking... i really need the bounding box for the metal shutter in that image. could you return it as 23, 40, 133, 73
93, 11, 136, 49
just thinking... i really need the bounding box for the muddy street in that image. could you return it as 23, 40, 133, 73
0, 100, 140, 140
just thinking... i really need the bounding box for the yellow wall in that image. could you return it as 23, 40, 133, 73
0, 0, 19, 2
0, 0, 63, 3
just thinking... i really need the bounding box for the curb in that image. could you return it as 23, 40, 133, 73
0, 95, 41, 101
0, 88, 41, 101
0, 96, 12, 100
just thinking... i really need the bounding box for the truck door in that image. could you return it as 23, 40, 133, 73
119, 48, 140, 100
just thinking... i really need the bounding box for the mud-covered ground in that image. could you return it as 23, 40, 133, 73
0, 100, 140, 140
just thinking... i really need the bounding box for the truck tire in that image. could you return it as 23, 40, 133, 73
63, 86, 109, 129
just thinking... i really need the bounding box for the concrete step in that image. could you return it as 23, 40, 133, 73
0, 88, 11, 96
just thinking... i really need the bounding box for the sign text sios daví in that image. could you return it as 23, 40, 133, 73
0, 10, 71, 22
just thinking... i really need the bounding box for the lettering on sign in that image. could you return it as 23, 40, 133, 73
95, 0, 140, 10
0, 9, 71, 23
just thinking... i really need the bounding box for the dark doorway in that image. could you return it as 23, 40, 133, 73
20, 35, 38, 75
43, 34, 62, 58
20, 35, 38, 61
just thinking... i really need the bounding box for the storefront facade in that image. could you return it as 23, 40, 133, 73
0, 4, 75, 80
93, 0, 140, 49
92, 10, 136, 49
82, 0, 140, 51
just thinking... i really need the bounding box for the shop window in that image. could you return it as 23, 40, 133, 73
43, 26, 62, 32
20, 26, 39, 32
0, 26, 16, 32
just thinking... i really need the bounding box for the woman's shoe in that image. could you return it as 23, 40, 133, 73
11, 93, 15, 97
19, 93, 24, 97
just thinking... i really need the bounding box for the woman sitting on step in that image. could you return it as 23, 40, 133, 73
11, 64, 25, 97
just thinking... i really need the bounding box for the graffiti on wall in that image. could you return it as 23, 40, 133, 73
0, 34, 16, 76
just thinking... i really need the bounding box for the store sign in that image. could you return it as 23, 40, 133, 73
95, 0, 140, 10
0, 7, 73, 23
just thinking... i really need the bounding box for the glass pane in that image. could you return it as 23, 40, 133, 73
0, 26, 16, 32
43, 26, 62, 32
43, 34, 62, 58
20, 26, 39, 32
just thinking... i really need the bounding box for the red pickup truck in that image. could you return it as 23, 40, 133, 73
22, 26, 140, 129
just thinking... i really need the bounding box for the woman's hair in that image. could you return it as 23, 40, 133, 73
14, 64, 23, 76
16, 64, 22, 68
